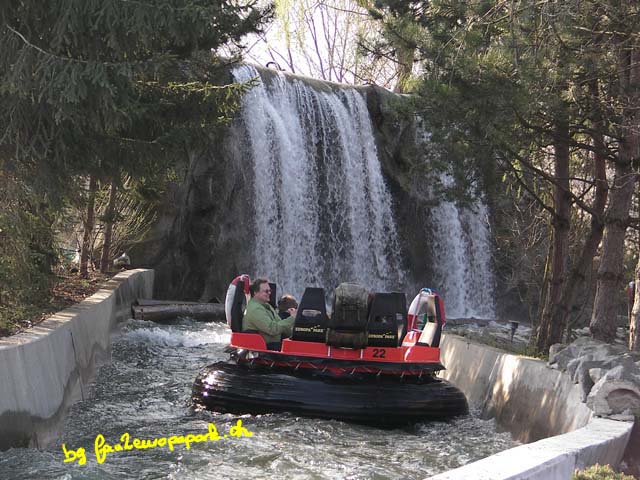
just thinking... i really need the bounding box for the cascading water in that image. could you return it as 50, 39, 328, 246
233, 65, 404, 298
232, 65, 496, 318
429, 188, 496, 319
416, 127, 496, 319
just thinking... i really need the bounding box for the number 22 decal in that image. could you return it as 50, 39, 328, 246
372, 348, 386, 358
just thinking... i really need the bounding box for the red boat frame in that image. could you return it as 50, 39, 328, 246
224, 277, 447, 377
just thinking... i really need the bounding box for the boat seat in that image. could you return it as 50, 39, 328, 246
367, 292, 407, 347
228, 277, 249, 332
292, 287, 328, 342
416, 294, 443, 347
268, 282, 277, 310
326, 283, 369, 349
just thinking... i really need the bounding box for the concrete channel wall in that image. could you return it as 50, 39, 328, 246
430, 334, 634, 480
0, 269, 153, 450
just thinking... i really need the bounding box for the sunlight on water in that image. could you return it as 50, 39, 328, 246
0, 319, 517, 479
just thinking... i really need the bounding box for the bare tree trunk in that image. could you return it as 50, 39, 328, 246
553, 86, 609, 344
590, 48, 640, 343
536, 115, 571, 352
80, 175, 98, 278
132, 302, 226, 323
630, 259, 640, 351
590, 162, 636, 341
100, 179, 118, 273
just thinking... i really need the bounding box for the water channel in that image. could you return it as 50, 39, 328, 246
0, 318, 517, 479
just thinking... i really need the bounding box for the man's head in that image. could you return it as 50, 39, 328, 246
250, 278, 271, 304
277, 294, 298, 313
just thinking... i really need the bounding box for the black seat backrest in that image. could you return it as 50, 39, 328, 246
417, 294, 442, 347
292, 287, 328, 342
329, 283, 369, 330
269, 282, 277, 309
367, 292, 407, 347
229, 280, 248, 332
326, 283, 370, 349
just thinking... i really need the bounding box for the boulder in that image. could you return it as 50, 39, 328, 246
113, 252, 131, 269
587, 365, 640, 418
549, 337, 640, 409
548, 343, 566, 366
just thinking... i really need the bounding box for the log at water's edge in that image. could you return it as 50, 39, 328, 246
135, 299, 207, 306
131, 303, 226, 322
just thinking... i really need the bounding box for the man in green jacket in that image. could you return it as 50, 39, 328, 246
242, 278, 296, 349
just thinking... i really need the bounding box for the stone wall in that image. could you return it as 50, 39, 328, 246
439, 334, 593, 442
433, 334, 633, 479
0, 269, 154, 450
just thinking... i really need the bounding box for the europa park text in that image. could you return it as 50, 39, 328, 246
61, 420, 253, 465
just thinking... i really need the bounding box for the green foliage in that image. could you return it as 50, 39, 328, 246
0, 1, 270, 333
366, 0, 640, 335
0, 0, 270, 195
0, 172, 56, 333
573, 464, 635, 480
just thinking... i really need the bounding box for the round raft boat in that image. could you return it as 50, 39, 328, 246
192, 276, 468, 426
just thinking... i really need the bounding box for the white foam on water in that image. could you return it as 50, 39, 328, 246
122, 324, 230, 347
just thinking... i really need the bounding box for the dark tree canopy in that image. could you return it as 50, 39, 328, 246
0, 0, 270, 328
367, 0, 640, 351
0, 0, 270, 193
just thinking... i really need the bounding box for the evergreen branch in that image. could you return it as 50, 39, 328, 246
502, 144, 602, 218
4, 25, 90, 64
501, 157, 556, 217
4, 24, 174, 67
164, 80, 255, 93
114, 0, 262, 14
101, 134, 161, 145
356, 40, 402, 66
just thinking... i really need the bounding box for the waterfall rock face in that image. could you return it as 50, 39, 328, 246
135, 66, 496, 318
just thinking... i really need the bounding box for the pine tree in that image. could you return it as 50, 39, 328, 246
0, 0, 270, 319
367, 0, 640, 351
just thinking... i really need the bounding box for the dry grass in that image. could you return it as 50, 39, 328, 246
0, 270, 115, 338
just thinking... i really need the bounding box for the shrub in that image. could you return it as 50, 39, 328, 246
573, 464, 635, 480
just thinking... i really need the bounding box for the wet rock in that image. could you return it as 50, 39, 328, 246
589, 367, 604, 384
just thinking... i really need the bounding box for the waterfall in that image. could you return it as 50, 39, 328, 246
231, 65, 496, 319
429, 190, 496, 319
232, 65, 404, 300
416, 127, 496, 319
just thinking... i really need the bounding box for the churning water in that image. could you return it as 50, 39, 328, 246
0, 319, 516, 479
